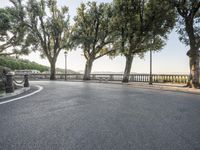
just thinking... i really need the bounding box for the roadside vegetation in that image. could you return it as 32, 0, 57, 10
0, 56, 48, 72
0, 0, 199, 88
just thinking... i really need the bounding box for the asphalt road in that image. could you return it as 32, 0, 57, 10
0, 81, 200, 150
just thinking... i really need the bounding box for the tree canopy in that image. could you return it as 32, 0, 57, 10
1, 0, 198, 88
22, 0, 72, 80
0, 0, 29, 56
72, 2, 116, 80
112, 0, 176, 82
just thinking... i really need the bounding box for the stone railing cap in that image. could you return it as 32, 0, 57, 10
7, 72, 15, 75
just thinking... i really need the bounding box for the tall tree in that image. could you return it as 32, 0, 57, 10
72, 2, 116, 80
23, 0, 71, 80
112, 0, 176, 82
173, 0, 200, 88
0, 0, 29, 56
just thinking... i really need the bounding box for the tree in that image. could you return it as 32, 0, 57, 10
20, 0, 72, 80
72, 2, 116, 80
112, 0, 176, 82
0, 0, 29, 56
173, 0, 200, 88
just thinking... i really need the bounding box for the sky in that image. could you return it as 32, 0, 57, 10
0, 0, 189, 74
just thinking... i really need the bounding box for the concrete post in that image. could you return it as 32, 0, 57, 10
92, 74, 96, 80
5, 72, 14, 93
109, 75, 114, 81
24, 74, 29, 87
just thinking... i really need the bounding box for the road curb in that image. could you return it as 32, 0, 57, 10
0, 85, 43, 105
0, 87, 30, 100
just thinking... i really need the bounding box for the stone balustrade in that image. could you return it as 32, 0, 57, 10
14, 73, 189, 84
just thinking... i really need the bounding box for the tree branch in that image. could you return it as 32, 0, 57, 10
189, 2, 200, 18
94, 49, 115, 60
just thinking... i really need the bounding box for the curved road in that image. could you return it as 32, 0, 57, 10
0, 81, 200, 150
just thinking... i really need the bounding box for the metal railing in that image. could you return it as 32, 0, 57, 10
15, 73, 189, 84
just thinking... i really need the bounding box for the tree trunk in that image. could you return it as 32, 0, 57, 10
83, 59, 94, 80
188, 54, 200, 88
50, 60, 56, 80
185, 19, 200, 88
122, 55, 133, 83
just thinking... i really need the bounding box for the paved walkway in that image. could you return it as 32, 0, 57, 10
0, 87, 30, 100
127, 82, 200, 94
93, 80, 200, 95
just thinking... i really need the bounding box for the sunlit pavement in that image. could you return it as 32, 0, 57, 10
127, 82, 200, 94
80, 80, 200, 94
0, 81, 200, 150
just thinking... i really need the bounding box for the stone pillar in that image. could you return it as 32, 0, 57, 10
109, 75, 114, 81
130, 75, 134, 82
92, 74, 96, 80
5, 72, 14, 93
24, 74, 29, 87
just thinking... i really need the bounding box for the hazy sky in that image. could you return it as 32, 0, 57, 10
0, 0, 189, 74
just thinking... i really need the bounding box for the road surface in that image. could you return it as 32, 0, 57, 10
0, 81, 200, 150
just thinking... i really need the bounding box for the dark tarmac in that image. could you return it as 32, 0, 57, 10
0, 81, 200, 150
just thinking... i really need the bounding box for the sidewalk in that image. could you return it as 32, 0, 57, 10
125, 82, 200, 94
0, 87, 30, 100
95, 80, 200, 95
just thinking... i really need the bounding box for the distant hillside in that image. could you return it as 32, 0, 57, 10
0, 56, 48, 72
91, 71, 136, 74
54, 68, 79, 74
0, 56, 79, 74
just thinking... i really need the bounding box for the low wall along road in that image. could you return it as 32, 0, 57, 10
14, 73, 189, 84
